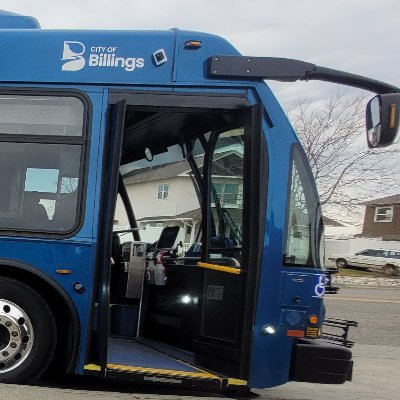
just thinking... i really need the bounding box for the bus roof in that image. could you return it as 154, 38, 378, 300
0, 10, 240, 87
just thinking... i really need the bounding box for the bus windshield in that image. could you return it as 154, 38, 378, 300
284, 145, 323, 268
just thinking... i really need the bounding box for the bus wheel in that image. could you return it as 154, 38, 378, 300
0, 277, 57, 383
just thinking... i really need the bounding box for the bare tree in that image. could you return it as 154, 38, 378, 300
60, 177, 78, 193
285, 94, 400, 225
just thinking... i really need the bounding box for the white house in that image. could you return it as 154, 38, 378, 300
114, 151, 243, 249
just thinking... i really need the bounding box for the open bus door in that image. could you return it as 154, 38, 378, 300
93, 91, 270, 390
92, 99, 126, 373
192, 104, 266, 381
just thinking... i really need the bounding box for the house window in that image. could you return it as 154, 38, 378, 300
374, 206, 393, 222
157, 183, 169, 200
185, 225, 192, 244
213, 183, 240, 206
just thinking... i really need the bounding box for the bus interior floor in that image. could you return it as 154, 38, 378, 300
107, 338, 198, 373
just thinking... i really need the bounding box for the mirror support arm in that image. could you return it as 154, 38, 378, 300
208, 56, 400, 94
304, 66, 400, 94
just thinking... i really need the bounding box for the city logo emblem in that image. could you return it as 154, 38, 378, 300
61, 41, 146, 72
61, 41, 86, 71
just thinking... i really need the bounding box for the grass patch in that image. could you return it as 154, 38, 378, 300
339, 267, 383, 278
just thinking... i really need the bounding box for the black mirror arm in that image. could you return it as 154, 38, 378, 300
208, 56, 400, 95
304, 66, 400, 95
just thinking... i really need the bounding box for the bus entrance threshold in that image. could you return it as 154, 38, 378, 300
104, 338, 228, 390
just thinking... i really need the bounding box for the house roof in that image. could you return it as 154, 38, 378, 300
175, 208, 202, 220
138, 207, 242, 223
123, 156, 204, 184
323, 216, 345, 227
137, 215, 179, 222
123, 151, 243, 185
137, 209, 202, 221
362, 194, 400, 206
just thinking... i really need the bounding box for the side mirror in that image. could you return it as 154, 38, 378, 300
366, 93, 400, 148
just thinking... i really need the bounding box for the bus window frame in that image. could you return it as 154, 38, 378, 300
0, 88, 91, 239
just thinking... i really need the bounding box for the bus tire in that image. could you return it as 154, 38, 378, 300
0, 277, 57, 383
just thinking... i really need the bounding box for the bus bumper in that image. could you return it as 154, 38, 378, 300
290, 339, 353, 384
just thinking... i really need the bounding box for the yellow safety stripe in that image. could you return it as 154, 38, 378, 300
107, 363, 221, 380
92, 363, 246, 387
84, 364, 101, 371
197, 262, 241, 275
227, 378, 248, 386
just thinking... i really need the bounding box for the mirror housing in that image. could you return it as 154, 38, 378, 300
366, 93, 400, 148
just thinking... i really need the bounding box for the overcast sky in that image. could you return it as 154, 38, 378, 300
2, 0, 400, 104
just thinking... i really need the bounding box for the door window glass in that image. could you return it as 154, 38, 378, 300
208, 128, 244, 265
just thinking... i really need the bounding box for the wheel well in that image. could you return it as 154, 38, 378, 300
0, 265, 80, 374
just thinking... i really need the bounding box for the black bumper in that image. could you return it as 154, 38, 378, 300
290, 339, 353, 384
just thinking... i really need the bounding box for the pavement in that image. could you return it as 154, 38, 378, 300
254, 344, 400, 400
0, 344, 398, 400
0, 277, 397, 400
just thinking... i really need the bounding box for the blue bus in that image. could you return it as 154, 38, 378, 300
0, 9, 398, 392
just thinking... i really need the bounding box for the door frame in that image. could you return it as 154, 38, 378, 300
93, 89, 267, 380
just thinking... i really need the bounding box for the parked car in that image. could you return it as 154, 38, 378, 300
328, 248, 400, 276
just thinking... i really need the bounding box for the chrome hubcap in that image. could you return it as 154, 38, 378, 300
0, 299, 34, 373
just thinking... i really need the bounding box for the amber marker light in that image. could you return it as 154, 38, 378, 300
308, 315, 319, 324
184, 40, 203, 49
56, 269, 72, 275
389, 103, 397, 128
287, 330, 305, 338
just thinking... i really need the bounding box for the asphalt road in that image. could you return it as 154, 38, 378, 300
324, 285, 400, 347
0, 285, 398, 400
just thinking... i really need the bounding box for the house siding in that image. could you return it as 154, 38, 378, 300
115, 176, 199, 226
362, 204, 400, 240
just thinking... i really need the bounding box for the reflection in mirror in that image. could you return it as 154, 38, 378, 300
369, 96, 380, 127
366, 96, 381, 147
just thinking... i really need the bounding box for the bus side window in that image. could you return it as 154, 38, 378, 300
0, 94, 85, 234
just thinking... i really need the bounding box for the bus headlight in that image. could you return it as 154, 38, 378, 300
262, 325, 276, 335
